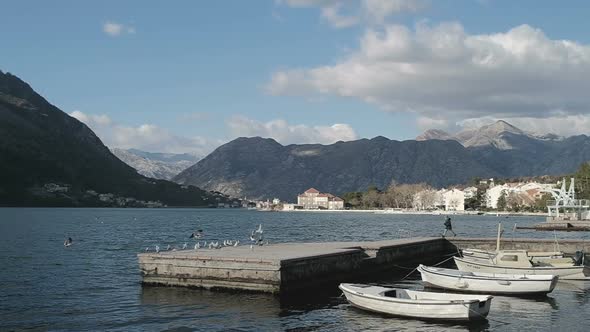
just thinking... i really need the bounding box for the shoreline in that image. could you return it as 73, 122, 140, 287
277, 209, 547, 217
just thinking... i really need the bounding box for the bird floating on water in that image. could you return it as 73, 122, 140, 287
189, 229, 204, 239
64, 237, 73, 247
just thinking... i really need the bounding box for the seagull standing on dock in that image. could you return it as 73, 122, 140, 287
182, 243, 188, 250
155, 245, 160, 253
166, 244, 171, 251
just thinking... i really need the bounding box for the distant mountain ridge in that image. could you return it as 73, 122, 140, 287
0, 70, 227, 207
111, 148, 199, 180
174, 137, 501, 200
416, 120, 563, 150
174, 121, 590, 201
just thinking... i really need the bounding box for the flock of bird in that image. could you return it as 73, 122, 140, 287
65, 218, 267, 252
143, 224, 266, 253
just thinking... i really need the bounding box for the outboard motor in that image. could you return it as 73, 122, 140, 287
573, 250, 585, 266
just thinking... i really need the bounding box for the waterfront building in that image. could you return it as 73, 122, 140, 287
297, 188, 344, 210
463, 186, 478, 200
486, 182, 555, 208
443, 189, 465, 211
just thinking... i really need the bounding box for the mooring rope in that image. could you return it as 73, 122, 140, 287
399, 254, 456, 280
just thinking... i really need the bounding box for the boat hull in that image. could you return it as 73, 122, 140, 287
455, 257, 590, 280
419, 265, 558, 295
339, 284, 491, 322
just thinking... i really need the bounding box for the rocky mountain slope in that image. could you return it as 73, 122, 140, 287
0, 70, 226, 207
175, 122, 590, 201
111, 148, 198, 180
415, 120, 563, 150
174, 137, 501, 200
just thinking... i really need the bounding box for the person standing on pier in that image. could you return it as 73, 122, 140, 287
442, 216, 456, 237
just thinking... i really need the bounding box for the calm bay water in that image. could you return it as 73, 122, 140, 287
1, 208, 589, 331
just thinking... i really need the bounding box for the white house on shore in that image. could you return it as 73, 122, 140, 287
443, 188, 465, 211
297, 188, 344, 210
463, 186, 478, 200
486, 182, 555, 208
414, 188, 465, 211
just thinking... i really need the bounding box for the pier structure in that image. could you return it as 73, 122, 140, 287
544, 178, 590, 223
138, 237, 590, 294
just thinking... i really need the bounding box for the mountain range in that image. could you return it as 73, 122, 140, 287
3, 69, 589, 205
415, 120, 562, 149
175, 122, 590, 201
111, 148, 199, 180
0, 70, 227, 207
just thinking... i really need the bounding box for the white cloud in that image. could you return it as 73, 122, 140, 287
70, 110, 113, 127
279, 0, 426, 28
69, 111, 218, 156
416, 116, 450, 131
321, 3, 359, 28
362, 0, 427, 23
102, 21, 136, 37
507, 115, 590, 137
227, 115, 358, 144
267, 22, 590, 134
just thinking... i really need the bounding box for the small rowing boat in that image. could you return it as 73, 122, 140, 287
339, 283, 492, 321
418, 264, 558, 295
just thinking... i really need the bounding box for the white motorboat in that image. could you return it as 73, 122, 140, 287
418, 264, 558, 295
454, 254, 590, 280
462, 248, 565, 261
457, 223, 589, 280
339, 283, 492, 322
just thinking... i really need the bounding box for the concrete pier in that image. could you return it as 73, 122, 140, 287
138, 237, 590, 294
138, 237, 449, 293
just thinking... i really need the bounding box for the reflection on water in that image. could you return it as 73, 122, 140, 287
140, 287, 283, 331
1, 208, 590, 331
557, 281, 590, 306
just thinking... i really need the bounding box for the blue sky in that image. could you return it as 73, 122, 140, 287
2, 0, 590, 155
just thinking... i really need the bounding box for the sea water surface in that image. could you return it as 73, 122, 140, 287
1, 208, 589, 331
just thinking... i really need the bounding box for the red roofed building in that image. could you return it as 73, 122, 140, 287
297, 188, 344, 210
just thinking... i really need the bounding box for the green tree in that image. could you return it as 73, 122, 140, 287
342, 191, 363, 209
573, 162, 590, 198
497, 190, 507, 211
532, 193, 551, 212
465, 197, 480, 210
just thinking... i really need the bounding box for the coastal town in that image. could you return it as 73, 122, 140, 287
252, 179, 566, 214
